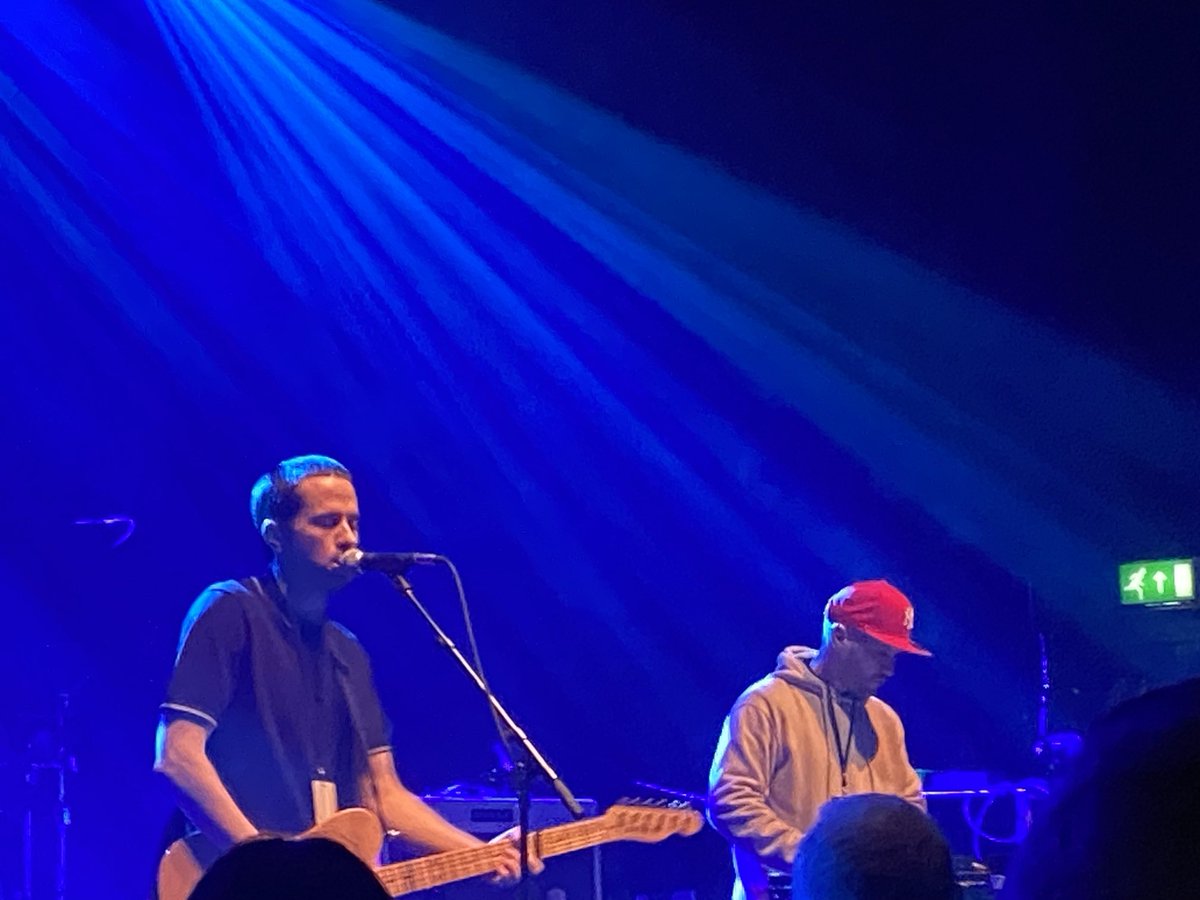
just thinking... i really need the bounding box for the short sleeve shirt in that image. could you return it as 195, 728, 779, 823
162, 576, 392, 834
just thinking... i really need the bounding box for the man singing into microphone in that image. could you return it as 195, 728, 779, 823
154, 454, 535, 881
707, 581, 930, 900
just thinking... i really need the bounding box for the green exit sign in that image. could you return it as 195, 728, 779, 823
1119, 558, 1196, 606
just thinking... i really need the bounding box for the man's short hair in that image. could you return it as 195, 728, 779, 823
793, 793, 956, 900
250, 454, 352, 533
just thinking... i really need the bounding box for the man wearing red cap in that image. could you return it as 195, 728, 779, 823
707, 580, 931, 900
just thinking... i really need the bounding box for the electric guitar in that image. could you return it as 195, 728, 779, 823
158, 800, 703, 900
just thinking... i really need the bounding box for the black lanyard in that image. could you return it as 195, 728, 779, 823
258, 575, 338, 778
299, 621, 336, 778
827, 691, 856, 790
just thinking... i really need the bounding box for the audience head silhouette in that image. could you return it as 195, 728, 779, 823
792, 792, 956, 900
1008, 676, 1200, 898
188, 836, 390, 900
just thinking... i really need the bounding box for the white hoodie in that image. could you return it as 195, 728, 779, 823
707, 646, 926, 900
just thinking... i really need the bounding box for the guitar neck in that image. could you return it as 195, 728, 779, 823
375, 818, 609, 896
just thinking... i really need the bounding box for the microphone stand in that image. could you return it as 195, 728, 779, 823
383, 570, 584, 894
24, 691, 73, 900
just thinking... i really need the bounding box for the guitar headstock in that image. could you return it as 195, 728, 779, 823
598, 799, 705, 843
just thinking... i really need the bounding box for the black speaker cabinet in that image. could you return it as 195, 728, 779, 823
386, 796, 602, 900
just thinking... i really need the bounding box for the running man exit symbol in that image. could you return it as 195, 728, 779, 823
1118, 559, 1197, 605
1124, 566, 1146, 600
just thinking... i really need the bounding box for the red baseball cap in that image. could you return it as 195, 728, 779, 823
824, 580, 931, 656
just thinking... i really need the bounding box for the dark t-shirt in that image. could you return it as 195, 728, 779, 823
162, 576, 392, 834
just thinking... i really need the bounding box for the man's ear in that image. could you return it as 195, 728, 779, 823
830, 622, 849, 644
260, 517, 283, 554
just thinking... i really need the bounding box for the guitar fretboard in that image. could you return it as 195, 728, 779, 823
376, 818, 609, 896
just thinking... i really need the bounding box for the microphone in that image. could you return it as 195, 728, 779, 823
339, 548, 442, 574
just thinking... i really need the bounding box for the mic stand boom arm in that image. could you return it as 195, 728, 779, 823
382, 572, 585, 886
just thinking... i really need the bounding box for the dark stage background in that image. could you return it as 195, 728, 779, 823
1, 1, 1197, 897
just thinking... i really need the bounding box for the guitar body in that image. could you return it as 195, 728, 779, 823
157, 808, 383, 900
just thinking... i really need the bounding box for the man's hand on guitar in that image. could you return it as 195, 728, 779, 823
486, 827, 545, 885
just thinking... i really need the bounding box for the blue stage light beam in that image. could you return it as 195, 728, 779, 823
141, 1, 1199, 656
